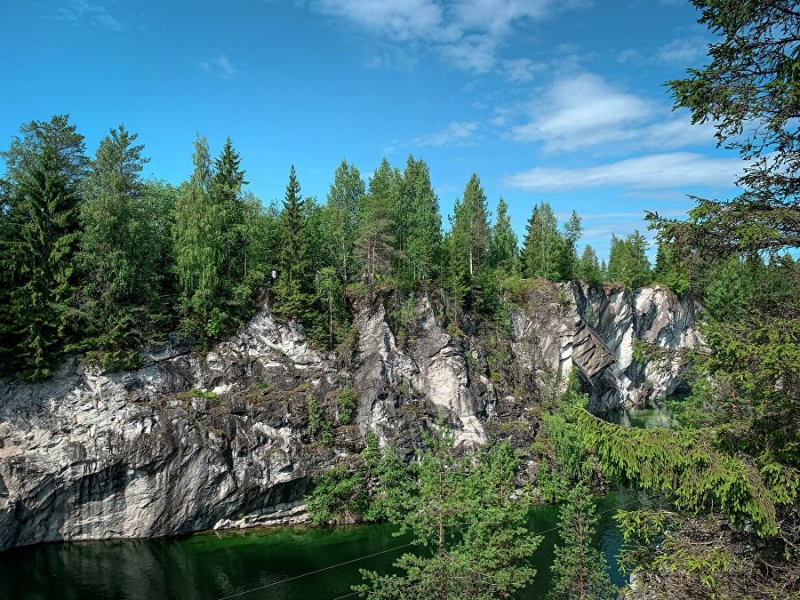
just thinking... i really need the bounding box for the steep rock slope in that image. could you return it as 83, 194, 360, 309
0, 283, 699, 550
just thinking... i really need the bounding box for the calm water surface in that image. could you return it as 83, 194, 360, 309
0, 489, 639, 600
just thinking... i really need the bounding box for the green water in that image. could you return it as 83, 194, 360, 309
603, 406, 679, 430
0, 489, 636, 600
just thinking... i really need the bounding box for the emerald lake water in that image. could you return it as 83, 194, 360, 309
0, 488, 640, 600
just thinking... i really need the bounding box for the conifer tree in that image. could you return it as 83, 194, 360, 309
488, 197, 519, 272
399, 156, 441, 288
606, 231, 652, 288
274, 165, 314, 321
448, 174, 490, 310
212, 137, 248, 306
558, 210, 582, 281
0, 115, 86, 378
1, 148, 81, 379
577, 245, 603, 286
357, 159, 397, 298
549, 483, 617, 600
75, 125, 161, 367
357, 435, 540, 599
520, 202, 563, 280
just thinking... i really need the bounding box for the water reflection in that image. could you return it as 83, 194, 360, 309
0, 490, 635, 600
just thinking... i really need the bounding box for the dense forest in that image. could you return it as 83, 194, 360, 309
1, 114, 794, 382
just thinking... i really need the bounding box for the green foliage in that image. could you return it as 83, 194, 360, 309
307, 464, 370, 525
520, 201, 563, 281
606, 231, 652, 288
356, 434, 540, 600
577, 244, 603, 286
447, 173, 491, 314
306, 395, 333, 445
325, 159, 364, 284
549, 483, 617, 600
336, 388, 357, 424
575, 408, 778, 536
357, 158, 397, 299
274, 165, 316, 323
487, 197, 518, 273
653, 240, 690, 295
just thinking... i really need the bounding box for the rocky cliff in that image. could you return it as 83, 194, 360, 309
0, 283, 700, 551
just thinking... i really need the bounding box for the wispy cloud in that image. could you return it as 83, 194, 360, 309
617, 36, 708, 66
503, 152, 744, 192
502, 58, 546, 83
412, 121, 479, 147
656, 36, 708, 65
52, 0, 125, 31
305, 0, 590, 74
200, 53, 238, 80
509, 72, 652, 150
507, 72, 714, 153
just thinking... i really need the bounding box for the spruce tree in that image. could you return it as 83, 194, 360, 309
520, 202, 563, 280
212, 137, 252, 320
488, 197, 519, 272
558, 210, 582, 281
0, 115, 86, 378
400, 156, 441, 288
577, 245, 603, 286
1, 148, 81, 379
448, 174, 490, 310
76, 125, 158, 368
274, 165, 314, 321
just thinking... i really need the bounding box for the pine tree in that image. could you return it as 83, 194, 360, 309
357, 159, 397, 298
488, 197, 519, 272
549, 483, 617, 600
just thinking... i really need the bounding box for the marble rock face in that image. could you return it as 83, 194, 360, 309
0, 283, 699, 551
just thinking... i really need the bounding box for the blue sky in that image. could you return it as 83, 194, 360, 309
1, 0, 745, 259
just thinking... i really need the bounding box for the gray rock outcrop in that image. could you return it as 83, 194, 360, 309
0, 283, 700, 551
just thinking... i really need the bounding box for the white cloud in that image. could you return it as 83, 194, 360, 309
305, 0, 590, 73
510, 73, 653, 151
52, 0, 125, 31
201, 54, 238, 80
504, 152, 744, 191
507, 72, 715, 153
412, 121, 479, 147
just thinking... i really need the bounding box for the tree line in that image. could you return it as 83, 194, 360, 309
0, 115, 668, 381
